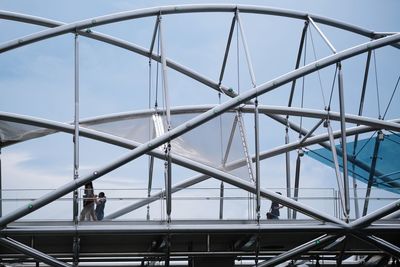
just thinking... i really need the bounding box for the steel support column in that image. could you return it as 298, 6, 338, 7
159, 15, 172, 222
219, 181, 224, 220
292, 153, 301, 219
73, 32, 79, 224
147, 155, 154, 220
326, 120, 347, 218
362, 132, 383, 216
337, 63, 350, 217
254, 99, 261, 222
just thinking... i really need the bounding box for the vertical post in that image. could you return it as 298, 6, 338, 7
147, 156, 154, 221
166, 145, 172, 222
159, 15, 172, 222
326, 120, 347, 219
254, 99, 261, 223
73, 32, 80, 267
158, 15, 171, 126
292, 153, 301, 219
352, 51, 372, 219
219, 181, 224, 220
285, 127, 291, 219
337, 63, 350, 218
73, 33, 79, 224
362, 132, 383, 216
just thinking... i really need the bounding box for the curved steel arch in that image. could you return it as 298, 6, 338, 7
1, 6, 398, 99
1, 4, 397, 54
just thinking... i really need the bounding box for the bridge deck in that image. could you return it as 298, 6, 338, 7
1, 219, 399, 264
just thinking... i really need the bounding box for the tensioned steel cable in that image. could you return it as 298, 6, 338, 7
382, 74, 400, 119
236, 13, 240, 95
309, 27, 327, 108
155, 30, 160, 109
354, 131, 377, 159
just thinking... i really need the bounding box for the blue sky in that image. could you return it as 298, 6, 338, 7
1, 0, 399, 220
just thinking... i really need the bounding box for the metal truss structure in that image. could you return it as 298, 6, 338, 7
1, 4, 400, 267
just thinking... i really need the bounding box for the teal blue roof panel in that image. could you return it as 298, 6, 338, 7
306, 133, 400, 194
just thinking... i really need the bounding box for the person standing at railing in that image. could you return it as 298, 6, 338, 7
95, 192, 107, 221
267, 192, 284, 219
80, 182, 97, 221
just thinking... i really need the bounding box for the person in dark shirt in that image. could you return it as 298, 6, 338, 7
268, 192, 284, 219
95, 192, 107, 221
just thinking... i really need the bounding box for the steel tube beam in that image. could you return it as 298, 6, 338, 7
308, 16, 337, 54
351, 233, 400, 258
1, 118, 399, 225
223, 115, 238, 165
218, 15, 236, 85
1, 5, 395, 54
326, 120, 347, 217
73, 33, 79, 224
299, 119, 324, 145
255, 234, 339, 267
106, 174, 209, 220
0, 108, 400, 227
75, 104, 400, 134
236, 10, 257, 87
219, 181, 224, 219
158, 15, 172, 222
149, 16, 160, 58
159, 16, 171, 126
349, 198, 400, 230
254, 100, 261, 221
1, 106, 399, 184
0, 237, 71, 267
337, 64, 350, 217
147, 155, 154, 220
285, 128, 291, 219
2, 110, 395, 223
0, 12, 235, 97
0, 116, 347, 227
292, 154, 301, 219
2, 6, 399, 103
288, 21, 309, 107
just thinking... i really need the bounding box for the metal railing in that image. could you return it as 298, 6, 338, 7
0, 187, 398, 221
